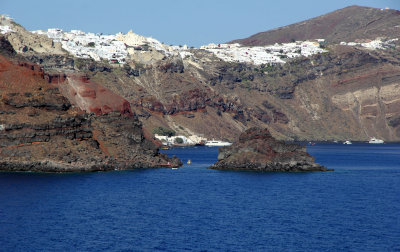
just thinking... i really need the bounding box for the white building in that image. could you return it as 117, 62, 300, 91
38, 28, 130, 63
339, 38, 398, 50
155, 134, 203, 145
201, 40, 326, 65
0, 25, 14, 34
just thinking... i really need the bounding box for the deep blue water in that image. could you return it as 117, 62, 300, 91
0, 143, 399, 251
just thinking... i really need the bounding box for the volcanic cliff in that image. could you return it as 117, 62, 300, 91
0, 39, 181, 172
85, 40, 400, 142
2, 5, 400, 143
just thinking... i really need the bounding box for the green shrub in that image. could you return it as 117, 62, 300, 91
175, 137, 183, 144
74, 58, 86, 70
152, 126, 176, 137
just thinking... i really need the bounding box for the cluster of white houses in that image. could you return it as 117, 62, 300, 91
27, 25, 329, 67
0, 25, 14, 35
24, 25, 400, 66
32, 28, 194, 64
200, 40, 327, 65
33, 29, 128, 63
340, 38, 398, 50
1, 14, 397, 67
0, 15, 14, 34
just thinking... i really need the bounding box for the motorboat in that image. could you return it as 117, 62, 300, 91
205, 140, 232, 147
368, 137, 384, 144
343, 140, 352, 145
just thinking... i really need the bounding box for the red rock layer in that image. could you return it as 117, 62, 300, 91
56, 75, 132, 117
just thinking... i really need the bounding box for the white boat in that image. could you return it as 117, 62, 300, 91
368, 137, 384, 144
205, 140, 232, 147
343, 140, 352, 145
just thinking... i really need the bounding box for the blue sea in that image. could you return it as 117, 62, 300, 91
0, 143, 399, 251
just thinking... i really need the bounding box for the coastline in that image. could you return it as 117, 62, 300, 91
0, 158, 181, 173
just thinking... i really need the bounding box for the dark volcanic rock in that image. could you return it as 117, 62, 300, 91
0, 36, 16, 57
24, 54, 75, 71
209, 128, 331, 172
0, 54, 181, 172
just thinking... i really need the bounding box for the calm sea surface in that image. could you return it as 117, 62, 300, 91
0, 143, 399, 251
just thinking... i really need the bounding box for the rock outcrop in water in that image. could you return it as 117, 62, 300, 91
209, 128, 330, 172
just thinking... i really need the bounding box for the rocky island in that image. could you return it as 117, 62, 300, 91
210, 128, 331, 172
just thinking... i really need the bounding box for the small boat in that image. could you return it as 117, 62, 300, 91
187, 159, 191, 165
205, 140, 232, 147
368, 137, 384, 144
161, 145, 170, 150
343, 140, 352, 145
172, 167, 178, 170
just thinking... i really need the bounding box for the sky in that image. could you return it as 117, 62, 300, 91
1, 0, 399, 47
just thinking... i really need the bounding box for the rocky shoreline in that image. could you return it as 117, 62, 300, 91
0, 155, 181, 173
0, 51, 182, 172
209, 128, 332, 172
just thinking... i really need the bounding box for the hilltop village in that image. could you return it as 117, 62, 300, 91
200, 41, 326, 64
0, 12, 397, 67
29, 28, 399, 65
28, 28, 330, 65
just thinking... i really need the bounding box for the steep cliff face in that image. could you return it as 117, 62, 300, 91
0, 53, 181, 171
330, 82, 400, 139
284, 46, 400, 140
85, 55, 255, 140
57, 75, 132, 116
81, 42, 400, 141
3, 6, 400, 142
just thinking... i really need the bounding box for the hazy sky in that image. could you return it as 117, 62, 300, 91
2, 0, 399, 47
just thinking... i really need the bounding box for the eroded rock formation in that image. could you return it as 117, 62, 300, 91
209, 128, 330, 172
58, 75, 132, 116
0, 54, 181, 172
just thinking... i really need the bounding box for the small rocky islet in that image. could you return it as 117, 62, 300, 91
209, 127, 332, 172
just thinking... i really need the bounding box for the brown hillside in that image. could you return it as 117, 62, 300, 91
230, 5, 400, 46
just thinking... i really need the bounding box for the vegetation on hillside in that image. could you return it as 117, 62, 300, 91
152, 126, 176, 137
